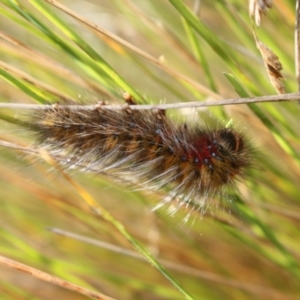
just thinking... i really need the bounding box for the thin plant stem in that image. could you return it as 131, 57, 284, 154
0, 92, 299, 111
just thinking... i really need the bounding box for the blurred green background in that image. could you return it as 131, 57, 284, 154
0, 0, 299, 299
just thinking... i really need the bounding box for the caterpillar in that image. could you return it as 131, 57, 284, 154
27, 102, 253, 212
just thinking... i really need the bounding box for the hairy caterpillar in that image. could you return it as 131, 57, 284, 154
27, 103, 252, 212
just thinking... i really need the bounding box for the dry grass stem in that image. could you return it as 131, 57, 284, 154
296, 0, 300, 90
0, 92, 299, 111
0, 254, 116, 300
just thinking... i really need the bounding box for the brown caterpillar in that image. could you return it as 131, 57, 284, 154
29, 104, 252, 211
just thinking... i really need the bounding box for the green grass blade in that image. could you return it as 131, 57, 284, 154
29, 0, 145, 102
